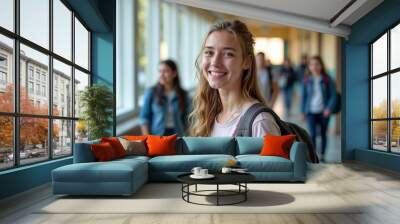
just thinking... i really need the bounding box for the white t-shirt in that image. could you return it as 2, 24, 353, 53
210, 101, 281, 137
310, 76, 324, 113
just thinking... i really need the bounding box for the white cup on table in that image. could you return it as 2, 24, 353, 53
199, 169, 208, 176
191, 167, 202, 176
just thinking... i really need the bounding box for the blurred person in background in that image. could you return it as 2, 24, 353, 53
297, 54, 308, 82
278, 57, 297, 118
140, 59, 190, 136
256, 52, 279, 108
301, 56, 337, 161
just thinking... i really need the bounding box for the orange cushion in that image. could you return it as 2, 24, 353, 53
259, 134, 296, 159
146, 134, 177, 157
91, 142, 117, 161
101, 137, 127, 158
123, 135, 148, 141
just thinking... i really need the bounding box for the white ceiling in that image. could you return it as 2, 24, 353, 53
167, 0, 384, 38
227, 0, 352, 23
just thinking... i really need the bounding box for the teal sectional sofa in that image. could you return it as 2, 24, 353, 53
52, 137, 307, 196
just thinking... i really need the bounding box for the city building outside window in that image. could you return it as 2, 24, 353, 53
0, 71, 6, 86
35, 70, 40, 81
42, 85, 46, 97
0, 0, 91, 170
29, 67, 34, 79
28, 81, 34, 94
36, 83, 40, 95
0, 55, 7, 67
370, 22, 400, 154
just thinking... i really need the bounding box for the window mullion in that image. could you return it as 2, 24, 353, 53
388, 29, 391, 152
71, 10, 76, 155
14, 0, 21, 167
370, 44, 373, 149
49, 0, 53, 160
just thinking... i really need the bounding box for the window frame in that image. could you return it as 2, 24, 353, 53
370, 20, 400, 154
0, 0, 92, 171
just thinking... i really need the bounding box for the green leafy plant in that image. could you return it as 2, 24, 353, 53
79, 84, 113, 140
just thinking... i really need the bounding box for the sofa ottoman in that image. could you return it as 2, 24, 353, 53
52, 155, 149, 196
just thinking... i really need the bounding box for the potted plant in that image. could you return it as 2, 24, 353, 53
79, 84, 113, 140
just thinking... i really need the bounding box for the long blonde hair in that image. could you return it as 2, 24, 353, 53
189, 20, 265, 136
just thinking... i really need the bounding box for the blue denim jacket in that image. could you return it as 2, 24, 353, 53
139, 89, 190, 136
301, 75, 337, 114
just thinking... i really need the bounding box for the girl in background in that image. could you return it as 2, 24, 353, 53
140, 59, 190, 136
301, 56, 337, 161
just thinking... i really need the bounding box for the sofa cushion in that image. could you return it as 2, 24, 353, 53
236, 155, 293, 172
148, 154, 235, 172
147, 134, 177, 157
236, 137, 263, 155
91, 142, 118, 161
260, 134, 296, 159
123, 135, 148, 141
177, 137, 235, 155
101, 137, 127, 158
118, 138, 147, 156
114, 155, 150, 163
53, 158, 147, 183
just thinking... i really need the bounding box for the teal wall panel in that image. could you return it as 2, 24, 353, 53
355, 149, 400, 172
0, 158, 72, 199
92, 33, 114, 87
91, 32, 114, 136
344, 0, 400, 171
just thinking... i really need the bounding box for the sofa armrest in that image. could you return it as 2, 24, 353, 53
73, 140, 100, 163
289, 142, 307, 181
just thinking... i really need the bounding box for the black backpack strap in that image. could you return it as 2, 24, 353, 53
234, 103, 289, 137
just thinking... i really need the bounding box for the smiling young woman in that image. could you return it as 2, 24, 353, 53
189, 20, 281, 137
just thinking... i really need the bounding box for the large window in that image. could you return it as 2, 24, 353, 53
370, 23, 400, 153
123, 1, 210, 109
0, 0, 91, 171
116, 0, 211, 123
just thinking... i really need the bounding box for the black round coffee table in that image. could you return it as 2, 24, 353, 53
177, 173, 255, 206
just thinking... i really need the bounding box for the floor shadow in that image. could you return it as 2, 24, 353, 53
56, 183, 182, 200
202, 190, 295, 207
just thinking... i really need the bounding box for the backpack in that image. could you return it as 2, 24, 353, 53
322, 76, 341, 114
235, 103, 319, 163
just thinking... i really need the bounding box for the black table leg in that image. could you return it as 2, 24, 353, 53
245, 183, 247, 201
187, 184, 190, 202
180, 182, 251, 206
181, 184, 183, 199
217, 184, 219, 206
